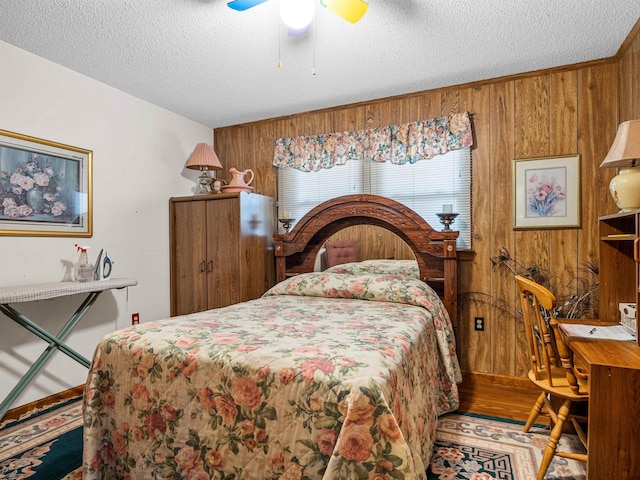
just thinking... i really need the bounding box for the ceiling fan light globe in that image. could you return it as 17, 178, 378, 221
279, 0, 315, 29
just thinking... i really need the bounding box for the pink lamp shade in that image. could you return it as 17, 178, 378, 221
185, 143, 223, 171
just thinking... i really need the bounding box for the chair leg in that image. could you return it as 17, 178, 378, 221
524, 392, 546, 433
537, 399, 571, 480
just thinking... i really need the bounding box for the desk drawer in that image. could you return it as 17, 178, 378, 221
572, 350, 590, 392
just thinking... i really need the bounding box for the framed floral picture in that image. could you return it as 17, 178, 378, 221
0, 129, 92, 236
512, 154, 580, 230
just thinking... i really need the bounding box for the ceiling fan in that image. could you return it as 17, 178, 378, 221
227, 0, 369, 25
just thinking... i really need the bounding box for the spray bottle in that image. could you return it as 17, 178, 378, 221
74, 244, 94, 282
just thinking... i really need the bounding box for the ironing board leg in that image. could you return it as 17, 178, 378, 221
0, 291, 101, 420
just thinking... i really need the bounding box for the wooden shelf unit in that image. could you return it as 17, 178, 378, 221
599, 209, 640, 344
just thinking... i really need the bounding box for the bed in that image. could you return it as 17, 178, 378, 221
82, 194, 461, 480
273, 194, 459, 326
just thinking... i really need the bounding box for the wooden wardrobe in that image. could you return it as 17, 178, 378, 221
169, 192, 275, 316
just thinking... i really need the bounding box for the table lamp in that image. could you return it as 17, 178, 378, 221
185, 143, 223, 195
600, 119, 640, 212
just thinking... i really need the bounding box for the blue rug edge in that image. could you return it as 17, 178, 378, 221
452, 409, 548, 428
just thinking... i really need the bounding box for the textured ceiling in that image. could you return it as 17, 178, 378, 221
0, 1, 638, 128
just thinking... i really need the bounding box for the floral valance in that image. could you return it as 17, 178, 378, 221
273, 111, 473, 172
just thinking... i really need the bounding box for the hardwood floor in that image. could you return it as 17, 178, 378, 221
456, 371, 547, 424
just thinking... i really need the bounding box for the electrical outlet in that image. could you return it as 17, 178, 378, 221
474, 317, 485, 331
132, 313, 140, 325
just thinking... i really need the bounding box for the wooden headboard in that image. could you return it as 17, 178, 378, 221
273, 194, 460, 326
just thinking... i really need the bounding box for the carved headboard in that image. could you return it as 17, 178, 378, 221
273, 194, 459, 326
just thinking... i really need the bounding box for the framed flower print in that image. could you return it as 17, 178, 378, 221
512, 154, 580, 230
0, 129, 92, 236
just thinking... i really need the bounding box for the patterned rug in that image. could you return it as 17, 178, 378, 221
0, 397, 83, 480
427, 413, 587, 480
1, 399, 586, 480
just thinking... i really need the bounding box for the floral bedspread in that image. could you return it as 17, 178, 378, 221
325, 260, 420, 279
83, 273, 461, 480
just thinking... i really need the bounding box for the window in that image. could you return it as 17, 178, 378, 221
277, 147, 472, 249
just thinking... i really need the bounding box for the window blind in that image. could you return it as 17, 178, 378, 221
277, 147, 472, 249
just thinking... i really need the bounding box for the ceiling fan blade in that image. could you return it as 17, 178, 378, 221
227, 0, 270, 11
320, 0, 368, 24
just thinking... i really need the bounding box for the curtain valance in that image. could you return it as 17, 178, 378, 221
273, 111, 473, 172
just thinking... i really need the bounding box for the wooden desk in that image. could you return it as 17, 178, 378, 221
559, 321, 640, 479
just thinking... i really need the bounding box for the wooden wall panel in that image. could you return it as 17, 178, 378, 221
513, 75, 552, 376
377, 101, 394, 132
303, 111, 324, 136
488, 81, 517, 375
577, 63, 619, 292
254, 121, 277, 200
213, 127, 232, 173
548, 71, 578, 304
329, 225, 414, 261
364, 104, 380, 130
441, 91, 459, 119
413, 92, 440, 121
457, 86, 491, 374
390, 97, 412, 125
618, 20, 640, 123
213, 28, 638, 379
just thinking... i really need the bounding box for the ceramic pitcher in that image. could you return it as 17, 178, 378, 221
228, 168, 254, 187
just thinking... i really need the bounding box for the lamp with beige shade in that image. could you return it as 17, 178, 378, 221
185, 143, 223, 195
600, 119, 640, 212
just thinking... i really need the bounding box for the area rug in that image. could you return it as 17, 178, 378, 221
428, 412, 587, 480
0, 396, 83, 480
1, 399, 587, 480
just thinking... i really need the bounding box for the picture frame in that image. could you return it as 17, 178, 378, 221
512, 154, 580, 230
0, 129, 92, 237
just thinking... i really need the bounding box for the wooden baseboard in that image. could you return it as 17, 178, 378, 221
456, 371, 546, 423
2, 385, 84, 422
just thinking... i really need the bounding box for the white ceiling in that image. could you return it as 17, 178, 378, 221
1, 1, 638, 129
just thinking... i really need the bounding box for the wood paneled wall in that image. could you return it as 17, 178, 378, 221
214, 21, 640, 378
618, 19, 640, 123
328, 226, 415, 261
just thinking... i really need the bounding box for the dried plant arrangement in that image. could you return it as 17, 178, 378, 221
462, 247, 599, 319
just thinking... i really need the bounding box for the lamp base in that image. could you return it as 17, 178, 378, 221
610, 167, 640, 212
194, 171, 212, 195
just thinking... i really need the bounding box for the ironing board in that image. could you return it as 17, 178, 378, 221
0, 277, 137, 419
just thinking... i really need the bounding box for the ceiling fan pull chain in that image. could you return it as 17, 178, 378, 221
277, 11, 283, 69
312, 6, 317, 76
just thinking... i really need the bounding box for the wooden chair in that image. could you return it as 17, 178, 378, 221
324, 240, 358, 268
515, 275, 588, 480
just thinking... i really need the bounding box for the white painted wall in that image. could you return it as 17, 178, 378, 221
0, 41, 214, 408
